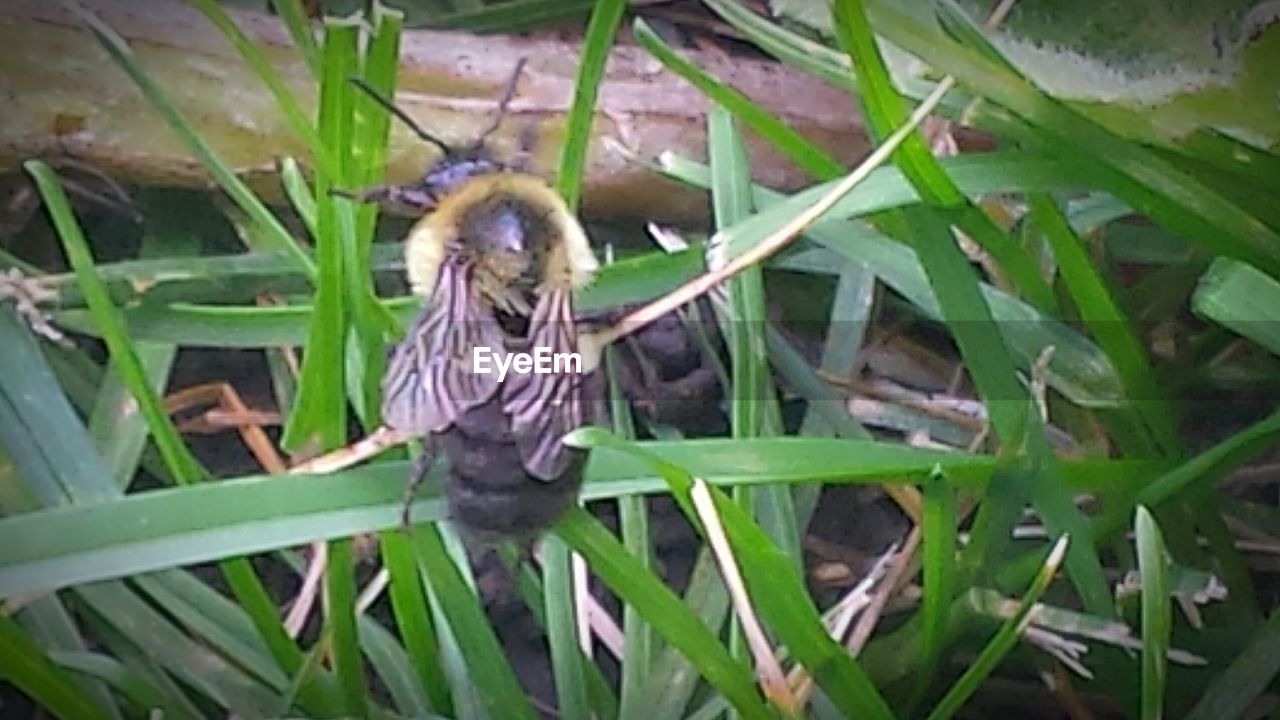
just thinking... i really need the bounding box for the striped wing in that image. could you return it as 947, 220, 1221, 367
381, 257, 505, 434
501, 289, 584, 480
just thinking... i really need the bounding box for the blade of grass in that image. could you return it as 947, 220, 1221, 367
0, 613, 112, 720
708, 108, 796, 567
1028, 192, 1179, 456
554, 506, 774, 720
11, 598, 122, 720
325, 538, 367, 717
831, 1, 1057, 312
380, 530, 452, 715
639, 547, 732, 718
26, 160, 205, 484
132, 573, 288, 692
1, 312, 319, 716
908, 469, 956, 713
590, 66, 955, 353
1193, 257, 1280, 358
554, 0, 626, 211
281, 157, 320, 238
28, 160, 322, 695
429, 0, 595, 32
0, 443, 1160, 599
63, 0, 314, 278
49, 651, 193, 720
358, 614, 433, 718
76, 581, 285, 717
830, 0, 1024, 441
604, 341, 659, 720
661, 154, 1126, 409
1185, 606, 1280, 720
344, 2, 404, 424
281, 16, 359, 450
410, 523, 539, 720
1135, 506, 1171, 720
899, 0, 1280, 276
544, 535, 591, 720
635, 18, 845, 181
268, 0, 321, 78
571, 428, 898, 720
187, 0, 336, 179
925, 535, 1070, 720
72, 605, 206, 718
831, 0, 1109, 614
0, 310, 116, 507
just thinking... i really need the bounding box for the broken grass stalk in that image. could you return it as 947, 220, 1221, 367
581, 76, 957, 357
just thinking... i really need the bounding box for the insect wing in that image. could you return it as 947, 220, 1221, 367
382, 257, 506, 434
501, 289, 583, 480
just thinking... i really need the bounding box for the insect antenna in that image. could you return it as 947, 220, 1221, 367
348, 76, 452, 156
471, 57, 528, 150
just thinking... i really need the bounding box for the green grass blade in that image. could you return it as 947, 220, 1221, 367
411, 523, 539, 720
1028, 192, 1179, 456
0, 444, 1160, 599
281, 16, 358, 450
554, 0, 626, 211
707, 107, 796, 566
12, 598, 122, 719
29, 160, 316, 682
544, 535, 591, 720
1135, 506, 1171, 720
88, 341, 176, 490
428, 0, 596, 32
132, 571, 291, 690
635, 18, 845, 181
925, 536, 1069, 720
325, 539, 368, 716
1193, 257, 1280, 358
829, 0, 1025, 443
830, 0, 1055, 312
282, 156, 320, 238
186, 0, 336, 179
62, 0, 314, 277
882, 0, 1280, 277
133, 569, 342, 717
344, 2, 405, 425
381, 530, 452, 715
1137, 408, 1280, 511
911, 470, 957, 711
554, 506, 774, 720
799, 260, 874, 437
268, 0, 321, 78
830, 0, 1108, 613
75, 581, 284, 716
49, 650, 193, 719
661, 153, 1126, 409
358, 615, 432, 718
0, 612, 111, 720
26, 160, 206, 485
0, 310, 116, 507
572, 428, 897, 720
604, 342, 656, 720
1185, 607, 1280, 720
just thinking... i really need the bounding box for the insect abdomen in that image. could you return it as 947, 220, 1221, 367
435, 397, 585, 540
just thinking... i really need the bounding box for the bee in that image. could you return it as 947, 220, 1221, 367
349, 62, 600, 539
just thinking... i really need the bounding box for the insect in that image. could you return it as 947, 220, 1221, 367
349, 62, 601, 540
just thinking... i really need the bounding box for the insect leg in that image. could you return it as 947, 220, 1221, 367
401, 439, 437, 529
331, 185, 438, 214
472, 57, 528, 149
